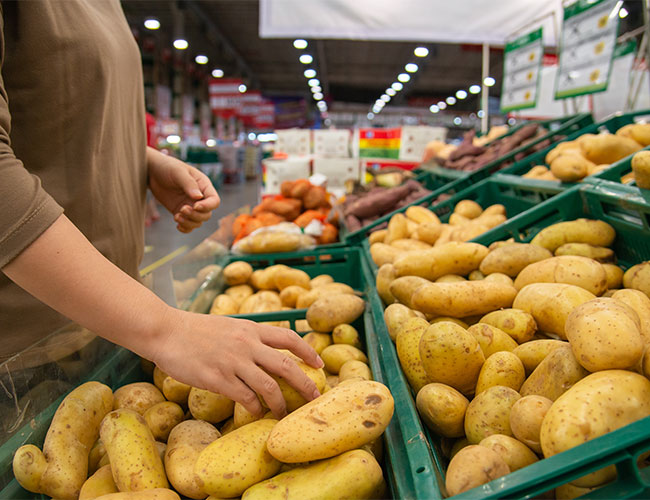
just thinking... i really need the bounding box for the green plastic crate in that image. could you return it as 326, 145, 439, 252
365, 181, 650, 499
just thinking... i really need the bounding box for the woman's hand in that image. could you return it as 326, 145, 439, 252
146, 147, 220, 233
151, 308, 324, 419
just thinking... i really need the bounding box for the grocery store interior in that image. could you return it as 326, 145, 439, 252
5, 0, 650, 499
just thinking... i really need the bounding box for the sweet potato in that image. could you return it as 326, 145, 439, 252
281, 180, 295, 198
317, 223, 338, 244
303, 185, 328, 210
290, 179, 311, 199
255, 212, 285, 226
295, 210, 325, 228
346, 185, 410, 219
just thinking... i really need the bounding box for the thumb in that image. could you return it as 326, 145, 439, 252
174, 167, 203, 199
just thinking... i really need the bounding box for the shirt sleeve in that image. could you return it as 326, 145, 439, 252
0, 7, 64, 268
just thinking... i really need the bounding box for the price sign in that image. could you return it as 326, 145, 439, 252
501, 28, 543, 113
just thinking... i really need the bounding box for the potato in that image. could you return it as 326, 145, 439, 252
269, 352, 327, 412
464, 385, 521, 443
144, 402, 185, 442
195, 419, 280, 498
332, 324, 362, 348
249, 268, 275, 290
376, 263, 397, 305
413, 222, 443, 245
239, 290, 283, 314
475, 352, 525, 394
100, 409, 168, 491
468, 270, 485, 280
554, 243, 615, 263
209, 294, 239, 315
224, 284, 254, 305
320, 344, 368, 374
153, 366, 168, 392
306, 294, 365, 333
632, 150, 650, 188
434, 224, 454, 247
479, 243, 552, 277
512, 339, 567, 375
555, 482, 598, 500
396, 317, 431, 392
478, 308, 537, 344
339, 360, 372, 381
370, 242, 402, 266
232, 402, 266, 429
412, 281, 517, 318
565, 297, 644, 371
484, 273, 514, 286
274, 268, 311, 290
445, 445, 510, 496
545, 141, 581, 164
295, 283, 356, 309
393, 242, 489, 280
113, 382, 165, 415
188, 388, 235, 424
509, 395, 552, 454
530, 219, 616, 252
478, 434, 538, 471
390, 238, 431, 251
406, 205, 440, 224
435, 274, 466, 283
624, 261, 650, 297
302, 332, 332, 354
79, 465, 118, 500
294, 319, 311, 333
223, 261, 253, 286
165, 420, 220, 499
467, 323, 518, 358
93, 489, 180, 500
601, 263, 623, 289
389, 276, 431, 309
549, 153, 591, 182
454, 200, 482, 219
266, 380, 394, 462
520, 344, 588, 400
384, 213, 409, 244
368, 229, 387, 245
242, 449, 383, 500
612, 288, 650, 343
309, 274, 333, 288
238, 232, 304, 254
449, 438, 471, 459
279, 285, 306, 308
431, 317, 469, 328
419, 322, 485, 395
581, 133, 642, 164
448, 213, 470, 226
540, 370, 650, 486
514, 256, 608, 296
416, 383, 468, 438
88, 440, 107, 475
513, 283, 596, 339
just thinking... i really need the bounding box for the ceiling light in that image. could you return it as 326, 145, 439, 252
293, 39, 308, 49
469, 84, 481, 94
195, 55, 208, 65
173, 39, 188, 50
144, 19, 160, 30
317, 101, 327, 109
414, 47, 429, 57
438, 101, 447, 110
166, 134, 181, 144
313, 92, 324, 100
398, 73, 411, 83
446, 96, 457, 105
299, 54, 313, 64
367, 112, 375, 120
456, 90, 468, 99
454, 117, 462, 125
381, 94, 391, 102
391, 82, 404, 91
484, 76, 496, 87
304, 69, 317, 78
386, 88, 396, 96
429, 104, 439, 113
211, 69, 224, 78
308, 78, 320, 87
310, 86, 322, 93
238, 84, 247, 93
619, 7, 628, 18
405, 63, 418, 73
205, 139, 216, 147
248, 133, 257, 141
478, 109, 485, 118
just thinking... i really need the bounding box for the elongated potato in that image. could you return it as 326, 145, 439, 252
479, 308, 537, 344
467, 323, 518, 358
514, 256, 608, 295
554, 243, 615, 263
320, 344, 368, 374
384, 213, 409, 244
94, 489, 180, 500
416, 383, 468, 438
241, 449, 384, 500
509, 395, 553, 454
520, 344, 588, 401
393, 242, 489, 280
161, 376, 191, 405
144, 402, 185, 442
79, 465, 118, 500
464, 385, 521, 443
339, 360, 372, 381
479, 434, 538, 472
376, 264, 396, 305
267, 380, 394, 463
624, 261, 650, 297
412, 281, 517, 318
370, 243, 402, 266
603, 263, 624, 289
384, 303, 419, 341
389, 276, 431, 309
302, 332, 332, 354
445, 445, 510, 497
306, 294, 365, 333
414, 222, 443, 245
391, 238, 431, 251
223, 261, 253, 286
295, 283, 356, 309
479, 243, 552, 277
512, 339, 567, 375
581, 133, 642, 164
188, 388, 235, 424
368, 229, 387, 245
530, 219, 615, 252
113, 382, 165, 415
165, 420, 220, 499
13, 382, 113, 500
396, 317, 431, 392
274, 268, 311, 290
406, 205, 440, 224
100, 409, 168, 491
475, 352, 525, 394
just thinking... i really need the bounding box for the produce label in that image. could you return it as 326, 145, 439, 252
501, 28, 543, 113
555, 0, 620, 99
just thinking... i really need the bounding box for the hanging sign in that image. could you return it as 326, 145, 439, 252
238, 91, 263, 127
555, 0, 620, 99
254, 100, 276, 129
500, 27, 543, 113
209, 79, 243, 118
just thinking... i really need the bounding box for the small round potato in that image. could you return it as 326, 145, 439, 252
467, 323, 518, 358
113, 382, 165, 415
602, 263, 624, 289
223, 261, 253, 286
484, 273, 514, 286
520, 344, 588, 401
479, 434, 538, 472
310, 274, 334, 288
332, 324, 362, 348
339, 360, 372, 382
416, 383, 468, 438
279, 285, 307, 308
479, 309, 537, 344
454, 200, 483, 219
623, 261, 650, 297
384, 303, 420, 342
224, 284, 254, 305
475, 352, 525, 394
464, 385, 521, 443
302, 332, 332, 354
188, 388, 235, 424
209, 294, 239, 315
509, 395, 553, 454
445, 445, 510, 496
435, 274, 466, 283
320, 344, 368, 374
144, 401, 185, 442
162, 376, 191, 406
274, 268, 312, 290
306, 294, 365, 333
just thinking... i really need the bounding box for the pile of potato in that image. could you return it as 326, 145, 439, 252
368, 202, 508, 267
12, 301, 393, 499
376, 216, 650, 497
522, 123, 650, 183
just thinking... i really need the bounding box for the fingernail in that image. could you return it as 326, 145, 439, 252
191, 189, 203, 198
316, 356, 324, 368
312, 389, 321, 399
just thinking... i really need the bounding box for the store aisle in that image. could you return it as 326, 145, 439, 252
141, 180, 261, 269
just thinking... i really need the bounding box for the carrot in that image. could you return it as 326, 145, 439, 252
294, 210, 326, 228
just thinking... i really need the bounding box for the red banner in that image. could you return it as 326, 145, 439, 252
254, 100, 275, 130
238, 91, 262, 126
209, 78, 242, 119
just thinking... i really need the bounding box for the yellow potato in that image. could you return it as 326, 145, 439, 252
339, 360, 372, 381
431, 317, 469, 328
509, 395, 553, 454
412, 281, 517, 318
144, 401, 185, 442
100, 409, 168, 491
165, 420, 221, 499
581, 133, 642, 164
237, 232, 303, 254
478, 434, 538, 471
413, 221, 443, 245
520, 344, 588, 400
332, 324, 362, 348
295, 283, 356, 309
565, 297, 644, 371
368, 229, 387, 245
93, 489, 180, 500
419, 322, 485, 395
612, 288, 650, 343
376, 263, 397, 305
445, 445, 510, 496
224, 284, 254, 305
302, 332, 332, 354
479, 243, 553, 277
209, 294, 239, 315
153, 366, 168, 392
482, 204, 506, 217
79, 465, 117, 500
310, 274, 334, 288
306, 294, 365, 333
435, 274, 466, 283
390, 276, 432, 309
88, 440, 107, 475
540, 370, 650, 486
416, 383, 468, 438
468, 270, 485, 280
450, 437, 471, 459
395, 317, 431, 392
390, 238, 431, 251
384, 213, 409, 244
514, 256, 608, 296
269, 353, 327, 412
279, 285, 307, 308
233, 402, 263, 429
454, 199, 483, 219
188, 388, 235, 424
624, 261, 650, 297
195, 419, 281, 498
249, 268, 276, 290
549, 153, 591, 182
632, 150, 650, 188
406, 205, 441, 224
393, 242, 488, 280
467, 323, 518, 358
294, 319, 311, 333
546, 141, 581, 164
241, 449, 384, 500
513, 283, 596, 339
464, 385, 521, 443
602, 263, 624, 289
555, 482, 598, 500
223, 261, 253, 286
13, 382, 114, 500
448, 213, 470, 226
475, 352, 526, 394
554, 243, 615, 263
479, 308, 537, 344
267, 380, 394, 463
320, 344, 368, 374
238, 290, 283, 314
530, 219, 616, 252
512, 339, 567, 375
625, 123, 650, 146
483, 273, 514, 286
274, 268, 311, 290
113, 382, 165, 415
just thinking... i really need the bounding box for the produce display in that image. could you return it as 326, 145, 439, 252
422, 125, 509, 164
374, 215, 650, 497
